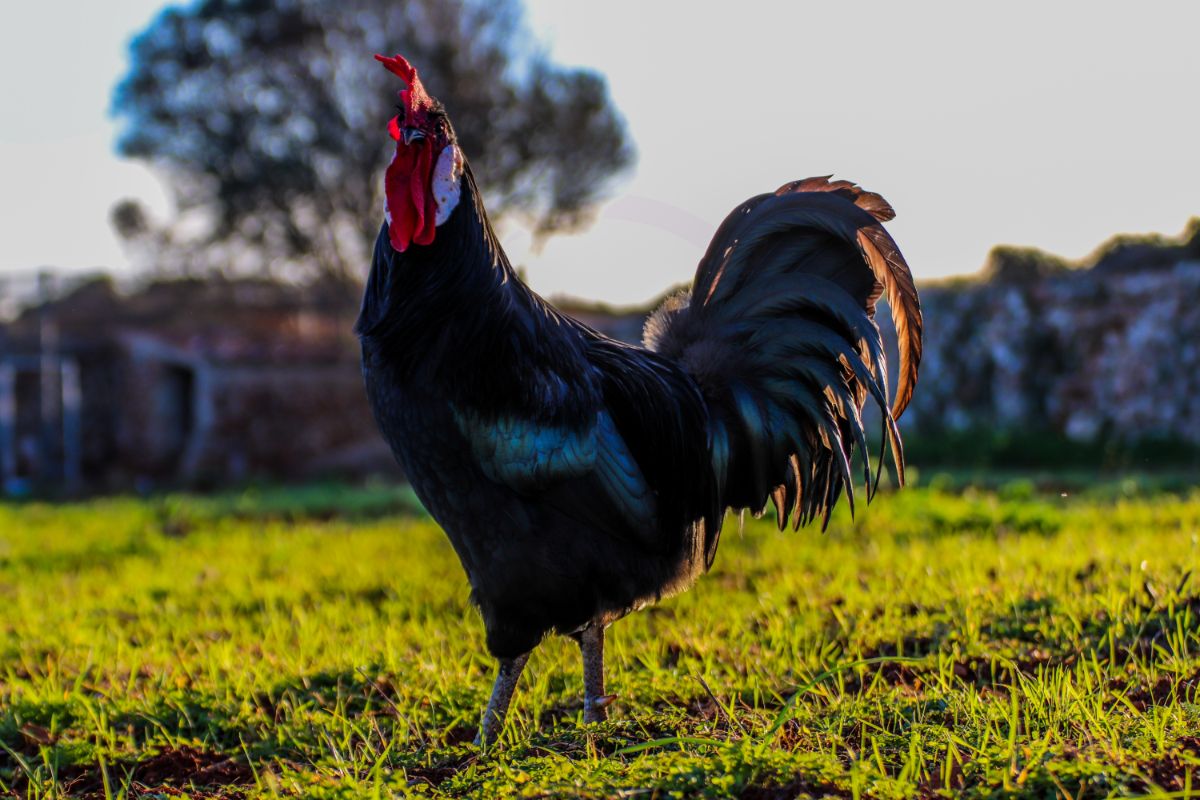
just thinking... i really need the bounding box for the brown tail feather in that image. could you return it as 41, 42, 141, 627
778, 177, 922, 419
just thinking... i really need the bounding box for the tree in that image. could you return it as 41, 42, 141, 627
981, 246, 1070, 285
112, 0, 634, 283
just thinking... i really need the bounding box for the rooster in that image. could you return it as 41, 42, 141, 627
357, 54, 922, 743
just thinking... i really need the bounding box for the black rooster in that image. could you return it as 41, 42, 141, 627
357, 54, 922, 743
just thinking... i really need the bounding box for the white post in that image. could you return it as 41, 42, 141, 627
62, 359, 82, 490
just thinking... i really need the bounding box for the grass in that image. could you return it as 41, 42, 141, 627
1, 478, 1199, 798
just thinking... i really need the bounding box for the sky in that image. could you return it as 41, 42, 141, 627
2, 1, 1198, 305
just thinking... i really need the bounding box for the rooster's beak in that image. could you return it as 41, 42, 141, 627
402, 127, 426, 146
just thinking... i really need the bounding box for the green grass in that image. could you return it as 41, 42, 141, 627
2, 480, 1200, 798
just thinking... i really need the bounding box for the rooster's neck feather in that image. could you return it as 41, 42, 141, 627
357, 163, 589, 420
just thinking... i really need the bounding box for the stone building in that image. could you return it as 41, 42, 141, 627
0, 276, 392, 493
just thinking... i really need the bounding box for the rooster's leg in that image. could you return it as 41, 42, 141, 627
476, 652, 530, 745
579, 622, 616, 723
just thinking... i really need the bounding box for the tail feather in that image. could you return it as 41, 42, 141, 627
858, 224, 922, 418
770, 176, 922, 419
646, 176, 922, 540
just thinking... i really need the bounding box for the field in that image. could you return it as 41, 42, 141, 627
2, 478, 1200, 798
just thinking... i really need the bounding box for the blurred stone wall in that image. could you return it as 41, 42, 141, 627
877, 255, 1200, 445
568, 225, 1200, 448
5, 218, 1198, 492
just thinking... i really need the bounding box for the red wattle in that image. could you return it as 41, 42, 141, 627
384, 139, 439, 252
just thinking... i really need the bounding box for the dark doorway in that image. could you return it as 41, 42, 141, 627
156, 364, 195, 468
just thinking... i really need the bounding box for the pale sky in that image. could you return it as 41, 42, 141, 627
2, 1, 1198, 305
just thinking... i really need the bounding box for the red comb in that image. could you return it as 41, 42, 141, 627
375, 54, 440, 252
375, 53, 434, 126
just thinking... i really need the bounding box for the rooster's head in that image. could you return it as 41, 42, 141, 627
375, 54, 464, 253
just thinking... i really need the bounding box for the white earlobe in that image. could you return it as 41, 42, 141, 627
433, 145, 464, 226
